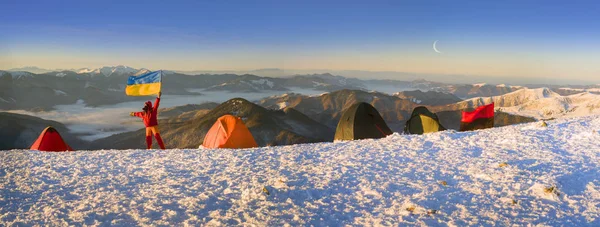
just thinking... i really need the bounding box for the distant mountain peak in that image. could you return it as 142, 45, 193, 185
7, 66, 53, 74
134, 68, 151, 76
77, 65, 139, 76
77, 68, 94, 74
9, 66, 44, 70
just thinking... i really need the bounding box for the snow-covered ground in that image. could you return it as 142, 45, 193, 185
1, 116, 600, 226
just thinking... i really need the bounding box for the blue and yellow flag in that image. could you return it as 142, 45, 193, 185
126, 70, 162, 96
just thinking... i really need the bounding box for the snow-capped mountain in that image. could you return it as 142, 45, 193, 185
455, 88, 560, 108
439, 83, 524, 99
7, 66, 53, 74
393, 90, 462, 105
76, 68, 95, 74
205, 75, 288, 92
451, 88, 600, 119
4, 71, 34, 80
77, 65, 139, 77
283, 73, 365, 91
555, 87, 600, 94
133, 68, 151, 76
496, 83, 523, 89
501, 92, 600, 119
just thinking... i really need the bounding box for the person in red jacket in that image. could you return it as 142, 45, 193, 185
130, 92, 166, 149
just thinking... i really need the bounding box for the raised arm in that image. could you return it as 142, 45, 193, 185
153, 92, 161, 112
153, 97, 160, 112
130, 112, 144, 118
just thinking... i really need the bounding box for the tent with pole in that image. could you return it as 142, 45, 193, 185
202, 115, 258, 149
404, 106, 446, 135
334, 102, 393, 141
30, 126, 74, 152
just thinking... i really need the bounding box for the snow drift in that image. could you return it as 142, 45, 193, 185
1, 116, 600, 226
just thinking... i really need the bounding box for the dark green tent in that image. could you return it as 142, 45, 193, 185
334, 102, 393, 141
404, 106, 446, 135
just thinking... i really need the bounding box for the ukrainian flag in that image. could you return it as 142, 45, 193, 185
126, 70, 162, 96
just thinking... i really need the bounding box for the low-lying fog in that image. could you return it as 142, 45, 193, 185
7, 88, 329, 141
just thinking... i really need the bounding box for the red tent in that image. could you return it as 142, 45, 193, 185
30, 126, 74, 152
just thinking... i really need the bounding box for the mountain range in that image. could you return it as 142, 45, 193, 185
258, 89, 537, 132
2, 65, 600, 149
10, 66, 599, 85
5, 65, 599, 112
74, 89, 541, 149
90, 98, 334, 149
9, 85, 600, 149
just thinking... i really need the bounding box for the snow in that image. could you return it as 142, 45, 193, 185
2, 116, 600, 225
309, 92, 329, 97
312, 81, 329, 87
495, 84, 522, 89
472, 83, 487, 87
459, 88, 600, 119
77, 68, 94, 74
560, 87, 600, 93
460, 88, 560, 108
500, 92, 600, 119
53, 89, 67, 96
134, 69, 151, 76
560, 87, 585, 92
209, 79, 275, 91
8, 71, 33, 79
277, 102, 288, 109
55, 72, 67, 77
367, 84, 420, 95
80, 66, 138, 76
251, 79, 275, 88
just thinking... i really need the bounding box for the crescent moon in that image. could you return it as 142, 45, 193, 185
433, 40, 442, 54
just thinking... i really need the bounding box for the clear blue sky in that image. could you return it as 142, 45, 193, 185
1, 0, 599, 82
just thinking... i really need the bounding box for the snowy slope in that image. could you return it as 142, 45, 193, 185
2, 116, 600, 226
6, 71, 34, 80
456, 88, 600, 119
458, 87, 560, 108
501, 92, 600, 119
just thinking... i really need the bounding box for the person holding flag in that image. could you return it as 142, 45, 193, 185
126, 70, 166, 149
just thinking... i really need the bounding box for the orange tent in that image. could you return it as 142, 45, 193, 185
202, 115, 258, 149
30, 126, 74, 152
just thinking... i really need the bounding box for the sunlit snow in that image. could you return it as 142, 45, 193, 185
1, 116, 599, 225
